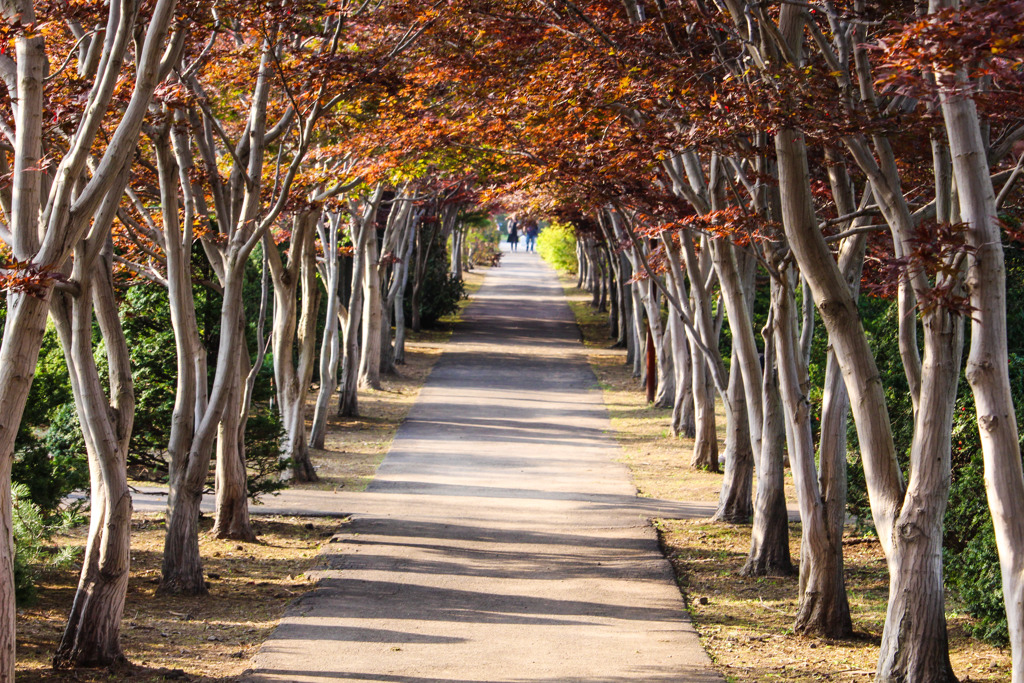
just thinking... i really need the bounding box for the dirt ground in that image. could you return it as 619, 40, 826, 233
17, 515, 335, 682
14, 269, 486, 682
563, 279, 1013, 683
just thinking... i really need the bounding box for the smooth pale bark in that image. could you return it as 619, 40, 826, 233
310, 213, 345, 448
629, 278, 646, 379
51, 241, 134, 668
772, 265, 853, 638
655, 220, 694, 438
667, 312, 695, 438
610, 209, 672, 395
713, 344, 753, 522
338, 188, 385, 417
267, 212, 321, 482
159, 118, 246, 587
576, 239, 586, 288
599, 214, 632, 354
169, 18, 339, 559
777, 119, 959, 677
603, 242, 619, 339
634, 273, 672, 403
161, 259, 248, 595
377, 193, 415, 376
0, 1, 178, 673
681, 233, 725, 465
163, 40, 297, 594
0, 295, 50, 680
742, 310, 793, 577
775, 125, 904, 552
711, 241, 763, 456
393, 212, 417, 365
876, 302, 963, 681
939, 67, 1024, 683
359, 219, 383, 390
709, 240, 760, 521
689, 346, 719, 471
670, 231, 721, 470
211, 343, 256, 541
801, 159, 868, 637
834, 15, 964, 666
151, 120, 255, 544
450, 221, 462, 278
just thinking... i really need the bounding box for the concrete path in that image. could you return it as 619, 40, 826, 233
242, 252, 723, 682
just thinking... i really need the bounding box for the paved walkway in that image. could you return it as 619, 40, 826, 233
242, 252, 722, 682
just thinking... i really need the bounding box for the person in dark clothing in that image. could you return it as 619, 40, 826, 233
525, 223, 539, 252
507, 220, 520, 251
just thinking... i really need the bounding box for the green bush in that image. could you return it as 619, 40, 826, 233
406, 247, 465, 328
536, 222, 577, 274
10, 325, 87, 519
14, 403, 90, 515
463, 212, 502, 266
846, 243, 1024, 645
245, 406, 290, 502
13, 483, 81, 605
940, 242, 1024, 644
943, 353, 1024, 645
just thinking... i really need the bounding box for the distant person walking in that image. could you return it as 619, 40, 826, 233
507, 221, 520, 251
525, 223, 539, 252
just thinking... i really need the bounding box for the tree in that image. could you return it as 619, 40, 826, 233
0, 1, 179, 674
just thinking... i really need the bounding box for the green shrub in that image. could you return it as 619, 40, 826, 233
406, 247, 465, 328
13, 403, 90, 516
536, 222, 577, 274
121, 277, 287, 491
463, 213, 502, 266
945, 454, 1006, 643
942, 353, 1024, 645
842, 282, 1024, 644
245, 406, 290, 501
13, 483, 81, 605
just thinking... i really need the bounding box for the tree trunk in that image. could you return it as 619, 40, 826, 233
668, 312, 694, 438
310, 213, 344, 448
161, 262, 248, 595
393, 215, 416, 365
690, 348, 719, 472
410, 219, 425, 333
630, 283, 645, 378
338, 187, 385, 417
378, 199, 413, 377
0, 294, 50, 680
776, 116, 962, 677
713, 344, 753, 522
709, 240, 760, 522
291, 222, 321, 480
876, 303, 962, 682
776, 125, 905, 546
51, 242, 134, 669
268, 211, 321, 481
801, 160, 869, 638
359, 223, 383, 390
772, 265, 853, 638
939, 65, 1024, 683
211, 346, 256, 541
0, 2, 177, 673
742, 310, 794, 577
